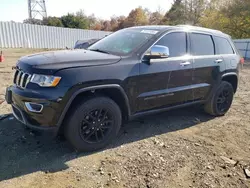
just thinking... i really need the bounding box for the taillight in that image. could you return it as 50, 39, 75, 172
240, 57, 245, 64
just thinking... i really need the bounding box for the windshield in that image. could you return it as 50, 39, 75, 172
88, 29, 158, 55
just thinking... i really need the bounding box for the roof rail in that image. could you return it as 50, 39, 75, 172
176, 25, 223, 34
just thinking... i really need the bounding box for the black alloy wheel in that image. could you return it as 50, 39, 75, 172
64, 96, 122, 152
204, 81, 234, 116
216, 87, 233, 113
79, 108, 114, 143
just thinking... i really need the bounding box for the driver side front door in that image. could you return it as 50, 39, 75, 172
136, 31, 193, 112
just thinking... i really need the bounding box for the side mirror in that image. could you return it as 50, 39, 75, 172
144, 45, 170, 60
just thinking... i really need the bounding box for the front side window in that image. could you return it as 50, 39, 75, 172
155, 32, 187, 57
190, 33, 214, 56
214, 36, 234, 55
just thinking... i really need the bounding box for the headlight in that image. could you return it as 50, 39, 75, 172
30, 74, 61, 87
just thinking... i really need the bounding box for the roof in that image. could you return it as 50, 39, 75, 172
176, 25, 225, 35
129, 25, 175, 31
129, 25, 228, 37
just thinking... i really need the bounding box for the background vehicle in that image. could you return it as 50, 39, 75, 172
5, 25, 240, 151
74, 38, 100, 49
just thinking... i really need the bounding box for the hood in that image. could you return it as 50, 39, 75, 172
17, 49, 121, 74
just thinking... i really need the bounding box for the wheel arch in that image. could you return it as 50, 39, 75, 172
222, 73, 238, 93
57, 84, 131, 132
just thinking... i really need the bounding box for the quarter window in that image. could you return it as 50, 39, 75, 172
155, 32, 187, 57
190, 33, 214, 56
214, 36, 234, 54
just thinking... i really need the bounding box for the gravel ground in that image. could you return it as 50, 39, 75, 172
0, 49, 250, 188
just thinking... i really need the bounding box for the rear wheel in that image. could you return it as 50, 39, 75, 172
64, 96, 122, 152
204, 81, 234, 116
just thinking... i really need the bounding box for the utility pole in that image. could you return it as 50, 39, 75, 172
28, 0, 47, 20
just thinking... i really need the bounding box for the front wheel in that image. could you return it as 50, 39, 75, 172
64, 96, 122, 152
204, 81, 234, 116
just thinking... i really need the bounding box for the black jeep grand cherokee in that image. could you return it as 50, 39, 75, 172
6, 25, 240, 151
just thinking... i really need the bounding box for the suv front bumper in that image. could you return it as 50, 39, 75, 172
5, 86, 62, 133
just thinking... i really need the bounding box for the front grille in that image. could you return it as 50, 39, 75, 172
13, 69, 32, 88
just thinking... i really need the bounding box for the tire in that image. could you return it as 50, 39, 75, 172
204, 81, 234, 116
64, 96, 122, 152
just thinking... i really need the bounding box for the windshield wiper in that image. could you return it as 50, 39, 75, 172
88, 49, 110, 54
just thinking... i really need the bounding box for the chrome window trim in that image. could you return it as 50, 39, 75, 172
140, 29, 188, 61
140, 29, 236, 61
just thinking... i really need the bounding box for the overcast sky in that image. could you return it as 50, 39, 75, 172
0, 0, 173, 22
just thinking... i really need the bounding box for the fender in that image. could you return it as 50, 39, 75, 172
222, 72, 238, 78
56, 84, 131, 127
221, 72, 238, 93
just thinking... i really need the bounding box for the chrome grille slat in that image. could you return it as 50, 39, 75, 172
16, 71, 21, 85
25, 75, 32, 88
20, 73, 25, 88
13, 70, 19, 84
13, 69, 31, 88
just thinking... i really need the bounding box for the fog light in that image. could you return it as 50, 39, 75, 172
25, 102, 43, 113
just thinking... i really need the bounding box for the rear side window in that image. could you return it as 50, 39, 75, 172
156, 32, 187, 57
190, 33, 214, 56
214, 36, 234, 55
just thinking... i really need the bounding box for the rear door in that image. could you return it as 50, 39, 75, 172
213, 36, 238, 71
190, 32, 226, 101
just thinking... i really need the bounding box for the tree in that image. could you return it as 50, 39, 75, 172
199, 9, 227, 31
143, 8, 151, 21
162, 0, 210, 25
88, 14, 98, 29
109, 16, 126, 31
76, 9, 86, 18
23, 18, 43, 25
123, 7, 148, 27
149, 11, 164, 25
102, 20, 112, 31
92, 23, 102, 30
109, 16, 119, 31
20, 3, 250, 39
162, 0, 186, 25
61, 13, 89, 29
221, 0, 250, 38
43, 17, 63, 27
199, 0, 250, 38
184, 0, 210, 25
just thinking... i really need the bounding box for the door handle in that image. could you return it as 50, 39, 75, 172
215, 59, 223, 63
180, 62, 191, 66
